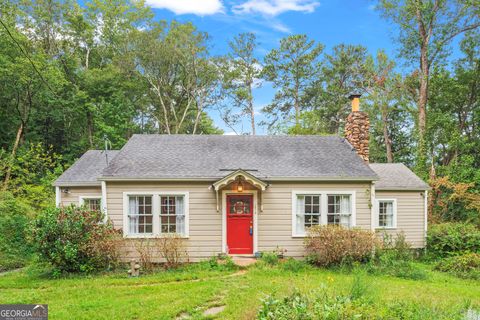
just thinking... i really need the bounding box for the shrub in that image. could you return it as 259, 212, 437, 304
31, 206, 121, 274
0, 192, 33, 271
427, 223, 480, 258
304, 225, 378, 267
205, 255, 237, 271
435, 253, 480, 279
158, 234, 188, 269
367, 232, 427, 280
261, 252, 279, 266
134, 239, 156, 273
381, 232, 413, 261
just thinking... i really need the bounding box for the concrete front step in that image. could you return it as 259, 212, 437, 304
230, 255, 257, 267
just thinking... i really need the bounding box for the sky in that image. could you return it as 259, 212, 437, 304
143, 0, 400, 135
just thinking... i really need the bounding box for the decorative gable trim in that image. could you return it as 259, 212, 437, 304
212, 170, 268, 191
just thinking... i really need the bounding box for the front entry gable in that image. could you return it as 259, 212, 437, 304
212, 170, 268, 191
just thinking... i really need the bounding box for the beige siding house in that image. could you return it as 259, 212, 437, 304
54, 101, 429, 261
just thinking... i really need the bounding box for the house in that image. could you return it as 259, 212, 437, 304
53, 96, 429, 261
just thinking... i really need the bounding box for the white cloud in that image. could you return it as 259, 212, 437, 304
145, 0, 224, 15
223, 131, 238, 135
233, 0, 319, 16
271, 21, 291, 33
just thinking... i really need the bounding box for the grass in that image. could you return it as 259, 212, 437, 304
0, 261, 479, 319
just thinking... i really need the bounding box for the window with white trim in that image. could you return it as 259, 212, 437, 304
327, 195, 352, 227
293, 191, 355, 236
160, 196, 185, 234
126, 193, 188, 237
295, 195, 321, 235
377, 199, 396, 228
128, 195, 153, 234
84, 198, 101, 211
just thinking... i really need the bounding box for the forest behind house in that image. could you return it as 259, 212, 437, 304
0, 0, 479, 238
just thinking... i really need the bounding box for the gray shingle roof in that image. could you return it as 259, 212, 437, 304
100, 134, 378, 181
54, 150, 120, 186
369, 163, 429, 190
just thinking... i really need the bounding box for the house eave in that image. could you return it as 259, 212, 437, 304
375, 186, 430, 191
53, 181, 102, 187
98, 176, 378, 182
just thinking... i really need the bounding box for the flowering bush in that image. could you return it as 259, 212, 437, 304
304, 225, 378, 267
31, 206, 121, 274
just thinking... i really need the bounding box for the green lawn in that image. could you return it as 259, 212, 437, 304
0, 262, 479, 319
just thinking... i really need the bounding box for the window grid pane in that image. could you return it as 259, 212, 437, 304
85, 199, 101, 211
378, 201, 394, 227
160, 196, 184, 234
129, 196, 153, 234
327, 195, 351, 227
302, 195, 321, 229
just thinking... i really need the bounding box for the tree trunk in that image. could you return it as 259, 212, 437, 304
2, 122, 23, 191
294, 89, 300, 126
418, 45, 428, 139
248, 85, 256, 135
381, 107, 394, 163
87, 110, 94, 147
417, 43, 429, 174
193, 107, 202, 134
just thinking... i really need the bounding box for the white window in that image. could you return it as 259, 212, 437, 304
160, 196, 185, 235
292, 191, 355, 236
79, 196, 102, 211
295, 195, 321, 235
124, 192, 189, 238
327, 195, 352, 227
129, 195, 153, 235
85, 198, 101, 211
376, 199, 397, 228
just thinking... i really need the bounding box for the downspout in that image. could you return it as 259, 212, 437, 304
370, 182, 376, 231
424, 190, 428, 249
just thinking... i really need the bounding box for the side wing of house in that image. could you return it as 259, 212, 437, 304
53, 150, 119, 210
370, 163, 429, 248
59, 186, 102, 207
374, 190, 426, 248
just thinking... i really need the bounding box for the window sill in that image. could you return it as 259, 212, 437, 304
375, 227, 397, 230
291, 235, 307, 238
124, 234, 189, 239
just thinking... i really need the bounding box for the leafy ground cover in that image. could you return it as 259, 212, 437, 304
0, 261, 478, 319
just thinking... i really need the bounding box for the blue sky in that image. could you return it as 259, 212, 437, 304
144, 0, 400, 134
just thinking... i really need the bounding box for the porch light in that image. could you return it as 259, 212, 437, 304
237, 176, 244, 192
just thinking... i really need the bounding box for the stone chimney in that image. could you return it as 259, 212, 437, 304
345, 94, 369, 162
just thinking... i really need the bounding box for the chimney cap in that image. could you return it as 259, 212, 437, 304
348, 94, 362, 99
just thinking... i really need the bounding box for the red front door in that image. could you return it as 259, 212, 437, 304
227, 195, 253, 254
